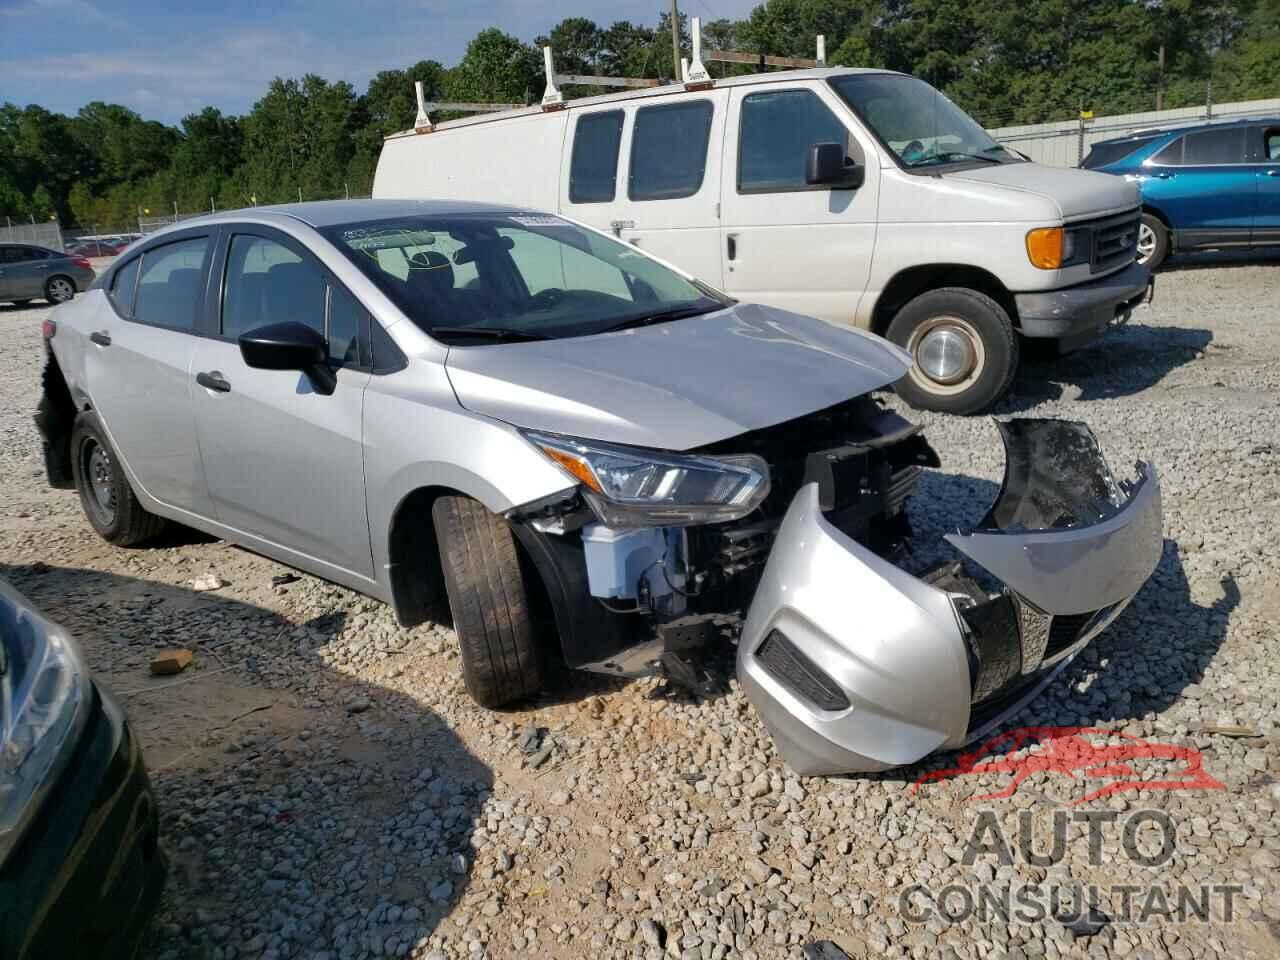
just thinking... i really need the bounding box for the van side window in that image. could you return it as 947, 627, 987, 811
629, 100, 714, 201
1181, 127, 1246, 165
738, 90, 850, 192
109, 257, 140, 316
570, 111, 624, 203
134, 237, 209, 331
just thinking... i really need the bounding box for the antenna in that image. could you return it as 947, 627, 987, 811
685, 17, 711, 87
414, 81, 433, 133
816, 35, 826, 67
541, 46, 564, 108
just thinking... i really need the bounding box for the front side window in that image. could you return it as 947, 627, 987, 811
134, 237, 209, 330
629, 100, 714, 201
221, 235, 326, 341
110, 257, 140, 316
1182, 127, 1246, 165
324, 213, 727, 343
829, 73, 1017, 169
739, 89, 850, 192
570, 111, 624, 203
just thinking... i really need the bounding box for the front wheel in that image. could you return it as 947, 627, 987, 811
885, 287, 1018, 415
45, 276, 75, 304
1136, 213, 1168, 270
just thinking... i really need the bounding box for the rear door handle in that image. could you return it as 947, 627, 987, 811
89, 331, 111, 346
196, 371, 231, 393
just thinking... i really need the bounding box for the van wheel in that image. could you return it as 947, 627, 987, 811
886, 288, 1018, 415
70, 412, 166, 546
432, 495, 545, 708
1137, 213, 1168, 269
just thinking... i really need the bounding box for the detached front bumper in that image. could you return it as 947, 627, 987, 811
738, 419, 1162, 776
1015, 260, 1152, 341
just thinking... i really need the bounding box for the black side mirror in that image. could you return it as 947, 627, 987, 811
806, 142, 864, 189
239, 321, 336, 394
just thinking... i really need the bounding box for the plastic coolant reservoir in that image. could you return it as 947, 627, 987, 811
581, 524, 672, 600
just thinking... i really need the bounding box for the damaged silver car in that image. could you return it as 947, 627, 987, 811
35, 199, 1163, 775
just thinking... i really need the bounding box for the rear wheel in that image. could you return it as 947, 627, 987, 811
432, 495, 545, 707
70, 413, 166, 546
1136, 213, 1168, 270
45, 276, 75, 304
886, 287, 1018, 415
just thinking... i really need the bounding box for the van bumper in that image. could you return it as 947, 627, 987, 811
1014, 261, 1152, 340
737, 419, 1162, 776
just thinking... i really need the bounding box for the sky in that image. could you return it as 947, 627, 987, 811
0, 0, 761, 124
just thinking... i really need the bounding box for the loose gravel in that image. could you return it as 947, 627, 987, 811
1, 252, 1277, 960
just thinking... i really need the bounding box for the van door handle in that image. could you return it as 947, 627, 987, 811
726, 234, 738, 261
196, 371, 231, 393
609, 219, 635, 237
89, 331, 111, 346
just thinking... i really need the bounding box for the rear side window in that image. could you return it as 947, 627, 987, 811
1080, 136, 1161, 170
629, 100, 714, 201
134, 237, 209, 331
1, 247, 32, 263
739, 89, 850, 192
1264, 128, 1280, 161
569, 111, 624, 203
221, 235, 326, 341
109, 257, 140, 316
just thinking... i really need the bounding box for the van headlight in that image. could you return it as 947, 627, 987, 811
0, 597, 90, 868
525, 430, 770, 526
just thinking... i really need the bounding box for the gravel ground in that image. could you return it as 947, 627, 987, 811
1, 252, 1278, 960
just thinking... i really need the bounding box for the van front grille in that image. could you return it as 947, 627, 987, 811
1088, 211, 1140, 274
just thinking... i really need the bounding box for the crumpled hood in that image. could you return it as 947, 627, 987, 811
444, 303, 910, 450
947, 162, 1138, 220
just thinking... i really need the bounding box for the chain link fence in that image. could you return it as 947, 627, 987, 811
0, 219, 63, 249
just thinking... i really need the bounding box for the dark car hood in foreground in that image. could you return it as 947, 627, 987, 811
443, 303, 911, 450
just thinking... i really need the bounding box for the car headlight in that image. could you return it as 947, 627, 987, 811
0, 591, 90, 868
524, 430, 770, 526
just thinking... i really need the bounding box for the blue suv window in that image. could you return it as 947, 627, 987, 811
1154, 127, 1247, 166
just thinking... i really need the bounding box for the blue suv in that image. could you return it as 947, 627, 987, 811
1082, 117, 1280, 268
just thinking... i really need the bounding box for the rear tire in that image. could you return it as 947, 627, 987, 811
70, 412, 166, 546
1137, 213, 1168, 270
432, 495, 545, 708
886, 287, 1018, 415
45, 276, 75, 304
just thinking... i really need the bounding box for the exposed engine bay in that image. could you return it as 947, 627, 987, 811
507, 399, 1162, 775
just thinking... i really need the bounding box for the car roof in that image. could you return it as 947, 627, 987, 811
1092, 115, 1280, 147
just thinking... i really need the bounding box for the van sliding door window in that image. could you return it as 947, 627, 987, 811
738, 90, 851, 192
629, 100, 714, 201
570, 111, 624, 203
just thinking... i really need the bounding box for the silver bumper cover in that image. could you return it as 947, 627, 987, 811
738, 419, 1162, 776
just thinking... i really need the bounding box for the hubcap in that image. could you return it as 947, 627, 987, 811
906, 315, 986, 396
85, 441, 116, 521
50, 278, 73, 302
1136, 223, 1156, 263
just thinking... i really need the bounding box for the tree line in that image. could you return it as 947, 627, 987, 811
2, 0, 1275, 228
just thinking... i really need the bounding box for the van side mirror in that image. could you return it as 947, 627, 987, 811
806, 142, 864, 189
239, 321, 336, 395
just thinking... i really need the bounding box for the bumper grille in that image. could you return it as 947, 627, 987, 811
1087, 210, 1140, 274
755, 630, 850, 712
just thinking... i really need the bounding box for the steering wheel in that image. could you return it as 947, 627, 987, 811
530, 288, 566, 311
902, 139, 925, 161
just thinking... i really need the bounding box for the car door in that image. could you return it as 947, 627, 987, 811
560, 91, 729, 287
719, 82, 880, 323
82, 233, 217, 518
1143, 127, 1254, 247
189, 225, 375, 581
1253, 124, 1280, 246
0, 245, 46, 299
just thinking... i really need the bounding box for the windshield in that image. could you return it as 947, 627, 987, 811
322, 214, 728, 342
829, 74, 1018, 169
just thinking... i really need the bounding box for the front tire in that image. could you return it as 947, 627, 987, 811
70, 413, 166, 546
432, 495, 545, 708
1136, 213, 1168, 270
886, 287, 1018, 415
45, 276, 75, 304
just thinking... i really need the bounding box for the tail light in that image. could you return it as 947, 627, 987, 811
42, 319, 56, 340
72, 258, 92, 269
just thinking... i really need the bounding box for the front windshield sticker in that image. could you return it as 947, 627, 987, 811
508, 215, 568, 227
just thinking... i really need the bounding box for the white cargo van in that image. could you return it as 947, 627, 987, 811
374, 66, 1152, 413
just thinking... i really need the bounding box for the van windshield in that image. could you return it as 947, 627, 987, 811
322, 214, 728, 343
829, 74, 1019, 169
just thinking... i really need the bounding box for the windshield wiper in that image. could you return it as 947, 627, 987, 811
934, 151, 1005, 165
599, 304, 715, 335
429, 326, 550, 343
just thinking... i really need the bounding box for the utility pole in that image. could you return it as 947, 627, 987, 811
1156, 44, 1165, 112
670, 0, 681, 82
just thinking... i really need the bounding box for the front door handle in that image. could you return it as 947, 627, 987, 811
1152, 170, 1175, 179
89, 331, 111, 346
1265, 169, 1280, 178
196, 371, 231, 393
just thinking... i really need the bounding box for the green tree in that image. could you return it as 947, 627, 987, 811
444, 29, 543, 105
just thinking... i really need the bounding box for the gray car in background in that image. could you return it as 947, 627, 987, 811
34, 199, 1163, 776
0, 244, 96, 306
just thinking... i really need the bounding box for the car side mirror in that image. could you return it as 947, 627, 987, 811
238, 321, 336, 395
806, 142, 864, 189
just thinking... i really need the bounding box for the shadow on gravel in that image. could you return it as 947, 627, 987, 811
997, 321, 1213, 412
1157, 248, 1280, 272
1, 560, 494, 960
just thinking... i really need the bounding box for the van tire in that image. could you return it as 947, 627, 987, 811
432, 495, 545, 708
886, 288, 1018, 415
1137, 213, 1168, 269
70, 412, 167, 546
